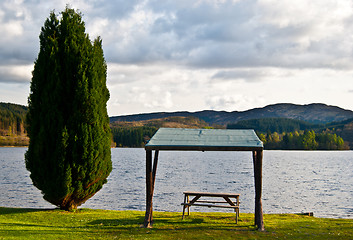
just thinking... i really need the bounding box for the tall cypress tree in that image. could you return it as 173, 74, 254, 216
25, 7, 112, 211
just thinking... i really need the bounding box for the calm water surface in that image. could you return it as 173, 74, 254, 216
0, 147, 352, 218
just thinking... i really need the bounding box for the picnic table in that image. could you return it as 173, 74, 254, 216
181, 191, 240, 223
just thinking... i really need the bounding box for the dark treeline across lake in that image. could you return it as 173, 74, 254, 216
0, 148, 352, 218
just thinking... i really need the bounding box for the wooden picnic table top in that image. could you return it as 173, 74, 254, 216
183, 191, 240, 198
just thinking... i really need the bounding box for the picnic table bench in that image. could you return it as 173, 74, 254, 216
181, 191, 240, 223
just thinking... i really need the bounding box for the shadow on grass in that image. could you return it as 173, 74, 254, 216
88, 215, 146, 227
85, 216, 258, 240
0, 222, 88, 232
0, 207, 56, 215
88, 214, 257, 232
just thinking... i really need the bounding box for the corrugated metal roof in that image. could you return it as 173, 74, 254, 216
145, 128, 263, 151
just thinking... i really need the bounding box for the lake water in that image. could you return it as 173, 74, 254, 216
0, 147, 352, 218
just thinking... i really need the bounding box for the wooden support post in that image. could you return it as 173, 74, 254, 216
152, 150, 159, 192
143, 150, 159, 228
144, 150, 153, 228
253, 150, 265, 231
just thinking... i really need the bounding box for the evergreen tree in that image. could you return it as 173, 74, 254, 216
25, 7, 112, 211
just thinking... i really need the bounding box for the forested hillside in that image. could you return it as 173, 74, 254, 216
0, 103, 28, 146
227, 118, 321, 133
110, 116, 211, 147
257, 130, 347, 150
227, 118, 352, 150
110, 103, 353, 125
1, 102, 352, 149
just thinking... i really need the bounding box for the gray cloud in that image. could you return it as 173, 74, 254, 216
95, 0, 353, 70
85, 0, 141, 19
2, 0, 353, 70
0, 45, 37, 65
0, 72, 30, 84
211, 69, 266, 82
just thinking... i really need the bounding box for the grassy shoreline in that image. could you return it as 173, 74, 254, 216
0, 207, 352, 239
0, 135, 29, 147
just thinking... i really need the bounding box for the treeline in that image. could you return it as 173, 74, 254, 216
0, 103, 27, 136
111, 126, 158, 147
110, 126, 347, 150
227, 117, 352, 150
257, 130, 347, 150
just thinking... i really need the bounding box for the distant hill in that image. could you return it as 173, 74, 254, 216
2, 102, 353, 148
227, 118, 321, 133
109, 103, 353, 149
110, 103, 353, 125
110, 116, 211, 129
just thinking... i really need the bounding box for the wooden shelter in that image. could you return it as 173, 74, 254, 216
143, 128, 265, 231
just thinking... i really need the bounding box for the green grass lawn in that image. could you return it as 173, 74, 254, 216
0, 207, 352, 239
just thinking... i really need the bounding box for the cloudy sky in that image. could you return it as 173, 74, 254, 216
1, 0, 353, 116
